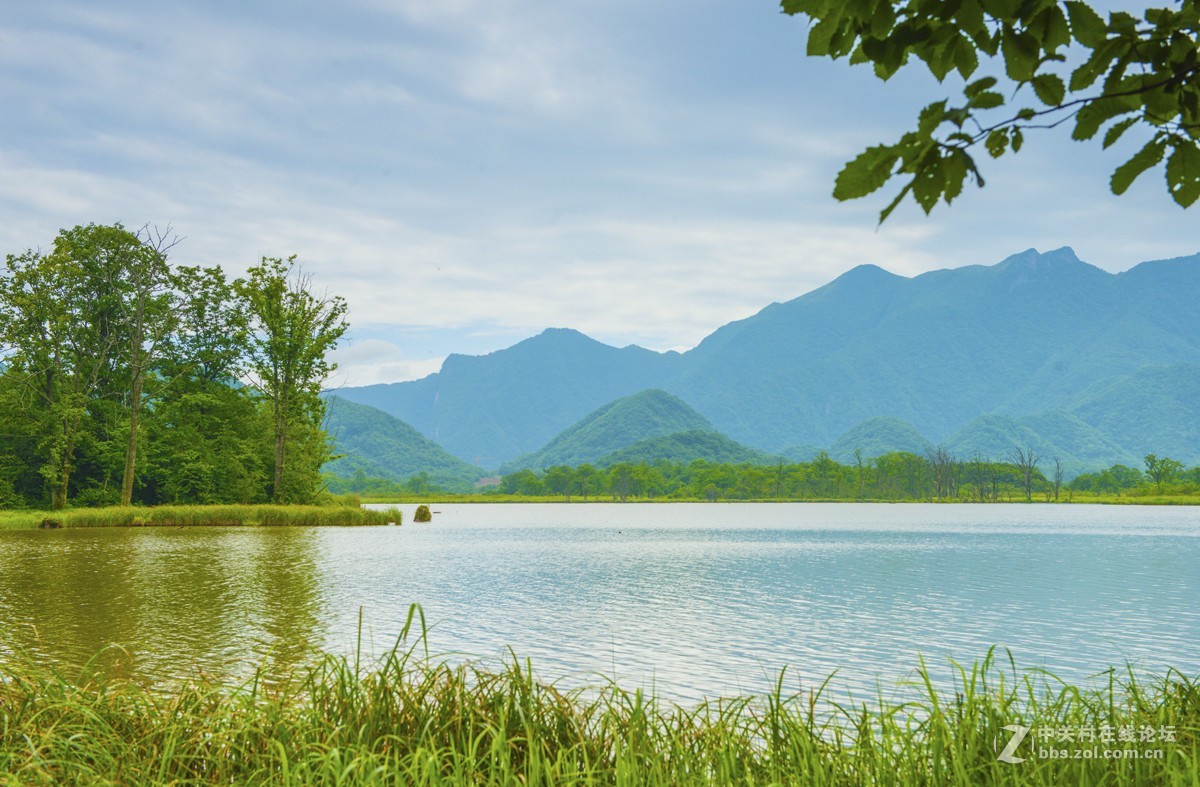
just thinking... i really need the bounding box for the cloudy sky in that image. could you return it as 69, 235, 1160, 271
3, 1, 1196, 386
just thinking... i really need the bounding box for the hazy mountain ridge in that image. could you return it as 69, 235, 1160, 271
332, 248, 1200, 471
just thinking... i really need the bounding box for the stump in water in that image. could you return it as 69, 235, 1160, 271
414, 504, 433, 523
39, 518, 61, 529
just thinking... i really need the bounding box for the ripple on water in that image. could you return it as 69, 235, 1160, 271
0, 503, 1197, 703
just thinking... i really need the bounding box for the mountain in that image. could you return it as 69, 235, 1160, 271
1068, 362, 1200, 463
333, 248, 1200, 470
338, 329, 677, 468
596, 429, 778, 467
500, 389, 712, 472
827, 416, 932, 462
323, 395, 483, 491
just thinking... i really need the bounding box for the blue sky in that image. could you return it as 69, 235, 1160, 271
3, 0, 1196, 386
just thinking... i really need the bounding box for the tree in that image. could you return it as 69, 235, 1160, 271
117, 227, 179, 506
0, 226, 143, 508
1007, 445, 1041, 502
239, 256, 348, 503
142, 264, 266, 505
1143, 452, 1184, 491
782, 1, 1200, 220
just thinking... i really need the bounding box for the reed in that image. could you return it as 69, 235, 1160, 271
0, 611, 1195, 785
0, 503, 403, 529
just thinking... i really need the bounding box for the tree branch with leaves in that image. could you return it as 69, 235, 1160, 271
782, 0, 1200, 220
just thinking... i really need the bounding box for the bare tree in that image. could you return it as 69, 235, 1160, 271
925, 445, 956, 501
968, 452, 989, 502
1052, 457, 1064, 502
1007, 446, 1041, 503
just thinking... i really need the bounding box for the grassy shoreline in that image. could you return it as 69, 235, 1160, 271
362, 493, 1200, 505
1, 638, 1195, 785
0, 503, 404, 530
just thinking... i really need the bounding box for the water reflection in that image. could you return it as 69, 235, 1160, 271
0, 527, 324, 685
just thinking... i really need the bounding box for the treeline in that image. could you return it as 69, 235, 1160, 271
339, 449, 1200, 502
495, 451, 1050, 501
0, 223, 347, 509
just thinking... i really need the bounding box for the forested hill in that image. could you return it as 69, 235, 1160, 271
323, 396, 483, 492
334, 247, 1200, 469
500, 389, 712, 472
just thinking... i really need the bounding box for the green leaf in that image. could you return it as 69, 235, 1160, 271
986, 129, 1009, 158
1165, 141, 1200, 207
964, 76, 998, 98
878, 182, 913, 224
1073, 98, 1136, 141
953, 37, 979, 79
911, 157, 945, 213
1001, 28, 1039, 82
833, 145, 901, 200
969, 90, 1004, 109
942, 149, 969, 202
1065, 1, 1107, 47
917, 100, 948, 137
1031, 74, 1065, 106
981, 0, 1020, 24
1070, 41, 1116, 91
1102, 117, 1139, 149
1110, 138, 1166, 195
1011, 127, 1024, 152
806, 17, 839, 56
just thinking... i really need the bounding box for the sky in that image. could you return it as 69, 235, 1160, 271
3, 0, 1196, 387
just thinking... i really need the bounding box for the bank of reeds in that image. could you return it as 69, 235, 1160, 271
0, 502, 403, 529
1, 619, 1195, 785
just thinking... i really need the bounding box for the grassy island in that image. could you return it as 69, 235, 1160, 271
0, 503, 403, 530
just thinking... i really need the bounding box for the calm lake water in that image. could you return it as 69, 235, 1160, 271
1, 503, 1197, 703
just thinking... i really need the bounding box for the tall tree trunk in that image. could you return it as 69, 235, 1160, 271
120, 371, 143, 505
273, 395, 286, 502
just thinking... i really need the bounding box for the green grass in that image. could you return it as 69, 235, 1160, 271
0, 503, 404, 530
1, 614, 1196, 785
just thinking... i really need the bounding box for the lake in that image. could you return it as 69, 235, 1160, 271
1, 503, 1197, 703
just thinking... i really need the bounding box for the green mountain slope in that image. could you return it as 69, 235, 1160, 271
1070, 362, 1200, 463
828, 417, 932, 462
323, 395, 482, 491
596, 429, 777, 467
501, 389, 712, 472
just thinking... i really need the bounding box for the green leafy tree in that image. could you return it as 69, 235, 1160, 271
1143, 452, 1184, 490
115, 227, 179, 506
782, 0, 1200, 220
238, 256, 348, 503
0, 226, 145, 508
141, 264, 266, 505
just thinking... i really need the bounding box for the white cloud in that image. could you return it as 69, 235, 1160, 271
328, 339, 443, 387
2, 1, 1197, 386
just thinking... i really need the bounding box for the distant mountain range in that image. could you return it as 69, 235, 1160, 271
328, 247, 1200, 477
